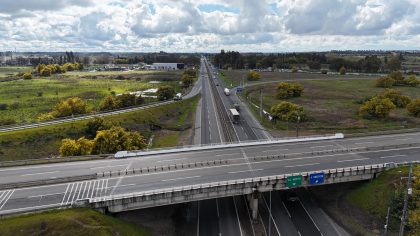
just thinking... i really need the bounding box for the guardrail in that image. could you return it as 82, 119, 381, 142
0, 154, 112, 168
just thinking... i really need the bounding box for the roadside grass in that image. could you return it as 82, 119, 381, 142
0, 66, 32, 78
220, 69, 375, 88
243, 79, 420, 135
0, 208, 150, 236
0, 75, 181, 124
0, 95, 200, 161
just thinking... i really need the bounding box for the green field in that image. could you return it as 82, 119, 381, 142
0, 208, 150, 236
0, 73, 182, 124
243, 79, 420, 135
0, 95, 199, 161
0, 66, 32, 78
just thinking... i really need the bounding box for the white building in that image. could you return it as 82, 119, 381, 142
152, 63, 184, 70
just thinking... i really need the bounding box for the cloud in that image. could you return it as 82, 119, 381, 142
0, 0, 419, 52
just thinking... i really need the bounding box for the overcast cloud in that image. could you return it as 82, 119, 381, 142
1, 0, 420, 52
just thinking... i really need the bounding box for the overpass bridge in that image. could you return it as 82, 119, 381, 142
0, 132, 419, 217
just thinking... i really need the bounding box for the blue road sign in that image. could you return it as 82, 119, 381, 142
236, 87, 243, 93
309, 172, 325, 185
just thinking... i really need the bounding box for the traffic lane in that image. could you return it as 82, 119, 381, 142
283, 198, 322, 236
259, 193, 281, 236
264, 191, 300, 236
204, 72, 223, 144
218, 197, 242, 236
199, 199, 220, 236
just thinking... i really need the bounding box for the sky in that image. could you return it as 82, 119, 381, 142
1, 0, 420, 52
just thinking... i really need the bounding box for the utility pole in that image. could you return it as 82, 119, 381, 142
384, 207, 390, 236
399, 163, 413, 236
260, 89, 263, 120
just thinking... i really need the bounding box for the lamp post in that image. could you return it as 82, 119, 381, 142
296, 115, 301, 137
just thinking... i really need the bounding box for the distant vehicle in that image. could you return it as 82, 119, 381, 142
287, 192, 299, 202
224, 88, 230, 96
216, 83, 219, 86
213, 75, 216, 79
233, 103, 240, 112
230, 108, 240, 124
173, 93, 182, 101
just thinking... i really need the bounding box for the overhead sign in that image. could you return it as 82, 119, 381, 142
287, 175, 302, 187
309, 172, 325, 185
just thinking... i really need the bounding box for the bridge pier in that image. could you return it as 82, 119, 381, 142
247, 193, 259, 220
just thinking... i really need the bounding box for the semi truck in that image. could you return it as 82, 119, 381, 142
230, 108, 240, 124
224, 88, 230, 96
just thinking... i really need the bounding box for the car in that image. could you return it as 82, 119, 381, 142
287, 192, 299, 202
216, 83, 219, 86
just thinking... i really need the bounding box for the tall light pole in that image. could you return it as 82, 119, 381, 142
399, 163, 413, 236
296, 115, 301, 137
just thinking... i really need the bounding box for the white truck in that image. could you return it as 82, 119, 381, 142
173, 93, 182, 101
224, 88, 230, 96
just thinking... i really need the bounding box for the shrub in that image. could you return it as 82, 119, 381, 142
389, 71, 404, 85
380, 89, 411, 108
181, 74, 194, 88
359, 97, 396, 119
247, 71, 261, 81
0, 104, 7, 110
0, 118, 16, 125
118, 93, 136, 107
157, 85, 175, 101
9, 102, 19, 110
275, 82, 304, 99
407, 99, 420, 117
404, 75, 419, 87
376, 76, 395, 88
92, 126, 147, 154
85, 117, 114, 138
270, 101, 306, 122
37, 92, 43, 97
339, 66, 346, 75
59, 137, 94, 157
40, 97, 90, 120
23, 72, 32, 80
99, 95, 121, 111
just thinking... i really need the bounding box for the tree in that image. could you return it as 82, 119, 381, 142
407, 99, 420, 117
85, 117, 114, 138
359, 97, 396, 119
275, 82, 304, 99
389, 71, 404, 85
270, 102, 306, 122
387, 56, 402, 71
22, 72, 32, 80
247, 71, 261, 81
183, 69, 197, 78
339, 66, 346, 75
380, 89, 411, 108
181, 74, 194, 88
99, 95, 121, 111
118, 93, 136, 107
92, 126, 147, 154
376, 76, 395, 88
157, 85, 175, 101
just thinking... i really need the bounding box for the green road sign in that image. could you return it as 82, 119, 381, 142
287, 175, 302, 187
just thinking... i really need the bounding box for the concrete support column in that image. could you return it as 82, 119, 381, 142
248, 193, 259, 220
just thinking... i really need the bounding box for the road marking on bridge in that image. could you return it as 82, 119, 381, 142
380, 154, 407, 159
90, 164, 127, 170
285, 163, 320, 168
310, 145, 334, 149
28, 192, 63, 198
354, 142, 373, 145
337, 158, 370, 163
215, 153, 240, 157
228, 169, 264, 174
262, 149, 289, 153
21, 171, 59, 176
0, 189, 15, 210
156, 158, 188, 163
161, 175, 201, 182
60, 179, 108, 206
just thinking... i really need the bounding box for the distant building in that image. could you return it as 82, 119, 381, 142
152, 63, 184, 70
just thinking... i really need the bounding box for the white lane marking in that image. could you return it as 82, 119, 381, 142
395, 138, 412, 141
76, 181, 85, 200
0, 203, 62, 214
0, 190, 15, 210
215, 153, 240, 157
380, 154, 407, 159
282, 201, 292, 218
29, 192, 63, 198
262, 149, 289, 153
337, 158, 370, 163
115, 183, 136, 188
70, 182, 81, 204
64, 183, 75, 205
232, 197, 244, 236
90, 180, 96, 199
90, 164, 127, 170
20, 171, 59, 176
161, 176, 201, 182
228, 169, 264, 174
104, 179, 109, 197
285, 163, 320, 168
216, 199, 220, 218
156, 158, 188, 163
0, 191, 6, 201
310, 145, 334, 149
61, 184, 70, 206
262, 195, 282, 236
354, 142, 373, 145
297, 199, 322, 234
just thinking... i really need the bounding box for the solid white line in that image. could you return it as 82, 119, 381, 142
216, 199, 220, 218
354, 142, 373, 145
76, 181, 85, 200
262, 195, 282, 236
285, 163, 320, 168
85, 181, 92, 199
0, 190, 15, 210
104, 179, 109, 197
61, 184, 70, 206
156, 158, 188, 163
232, 197, 244, 236
337, 158, 370, 163
0, 191, 6, 203
262, 149, 289, 153
116, 183, 136, 188
90, 164, 127, 170
282, 202, 292, 218
90, 180, 96, 199
298, 199, 322, 234
380, 154, 407, 159
215, 153, 240, 157
310, 145, 334, 149
0, 203, 62, 214
65, 183, 75, 205
70, 182, 81, 204
395, 138, 412, 141
0, 191, 10, 206
100, 179, 105, 197
228, 169, 264, 174
21, 171, 59, 176
161, 175, 201, 182
29, 192, 63, 198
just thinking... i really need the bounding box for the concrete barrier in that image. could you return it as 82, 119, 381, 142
0, 174, 97, 190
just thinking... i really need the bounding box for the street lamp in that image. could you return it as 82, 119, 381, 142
296, 115, 301, 137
